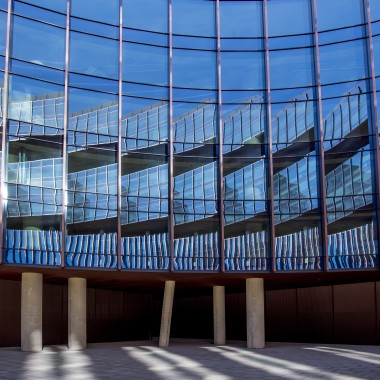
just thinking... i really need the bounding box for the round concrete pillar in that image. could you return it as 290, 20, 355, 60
246, 278, 265, 349
21, 272, 43, 352
213, 286, 226, 345
159, 280, 175, 347
68, 277, 87, 350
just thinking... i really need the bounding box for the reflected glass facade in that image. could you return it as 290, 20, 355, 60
0, 0, 380, 273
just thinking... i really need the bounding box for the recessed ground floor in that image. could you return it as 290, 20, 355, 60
0, 266, 379, 349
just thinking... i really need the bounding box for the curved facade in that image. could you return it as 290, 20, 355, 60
1, 0, 380, 273
1, 0, 380, 348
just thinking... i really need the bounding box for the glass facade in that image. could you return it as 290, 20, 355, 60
0, 0, 379, 272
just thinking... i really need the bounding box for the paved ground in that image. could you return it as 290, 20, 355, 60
0, 340, 379, 380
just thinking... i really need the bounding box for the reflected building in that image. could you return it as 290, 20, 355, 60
0, 0, 380, 350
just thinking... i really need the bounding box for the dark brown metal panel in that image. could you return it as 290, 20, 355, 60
87, 288, 153, 343
171, 293, 213, 340
333, 282, 377, 344
123, 291, 152, 340
225, 292, 246, 341
0, 280, 21, 347
297, 286, 333, 343
265, 289, 297, 342
87, 288, 124, 343
43, 283, 68, 345
376, 281, 380, 344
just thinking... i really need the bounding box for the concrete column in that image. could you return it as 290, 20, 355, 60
246, 278, 265, 349
68, 277, 87, 350
159, 280, 175, 347
213, 286, 226, 345
21, 272, 43, 352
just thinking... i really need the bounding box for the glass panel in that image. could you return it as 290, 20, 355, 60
66, 88, 118, 268
122, 43, 168, 86
326, 148, 377, 269
319, 39, 368, 86
173, 157, 219, 271
173, 96, 219, 270
219, 0, 263, 38
71, 0, 119, 25
322, 89, 370, 146
69, 32, 119, 79
18, 0, 66, 14
8, 75, 64, 127
316, 0, 365, 31
13, 1, 66, 26
121, 82, 169, 269
5, 76, 63, 266
374, 35, 380, 77
173, 49, 216, 90
269, 48, 314, 89
370, 0, 380, 21
0, 10, 6, 56
123, 0, 168, 33
221, 52, 265, 90
267, 0, 312, 36
11, 16, 65, 70
172, 0, 215, 37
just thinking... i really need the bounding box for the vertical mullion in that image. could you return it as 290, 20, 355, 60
169, 0, 174, 271
61, 0, 70, 268
0, 0, 12, 264
117, 0, 123, 270
311, 0, 329, 271
263, 0, 276, 272
364, 0, 380, 268
216, 0, 225, 272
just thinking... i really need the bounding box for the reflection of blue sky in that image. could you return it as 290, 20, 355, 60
172, 0, 214, 37
71, 0, 119, 25
173, 49, 216, 89
0, 11, 6, 55
69, 88, 117, 115
12, 16, 65, 69
70, 32, 118, 79
123, 0, 168, 33
372, 36, 380, 76
123, 43, 168, 85
267, 0, 311, 36
316, 0, 364, 31
371, 0, 380, 21
21, 0, 66, 13
220, 1, 262, 37
221, 52, 264, 90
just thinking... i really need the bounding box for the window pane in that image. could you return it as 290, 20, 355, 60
123, 43, 168, 86
219, 1, 263, 37
71, 0, 119, 25
69, 32, 119, 79
11, 16, 65, 69
172, 0, 215, 37
123, 0, 168, 33
317, 0, 365, 31
268, 0, 312, 36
